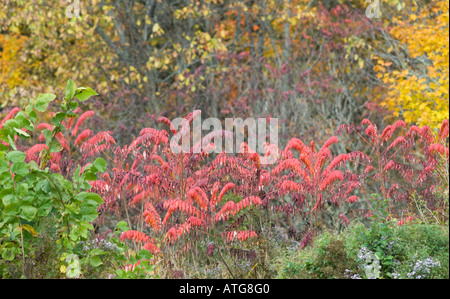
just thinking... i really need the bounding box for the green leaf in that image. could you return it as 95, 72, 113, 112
6, 151, 26, 163
80, 164, 93, 174
66, 110, 78, 118
89, 249, 106, 256
52, 112, 66, 125
3, 194, 20, 215
13, 128, 30, 138
82, 181, 93, 190
138, 249, 153, 260
0, 128, 11, 143
68, 100, 79, 112
66, 204, 81, 215
0, 171, 12, 184
73, 165, 81, 185
16, 182, 29, 196
80, 206, 98, 222
43, 129, 53, 145
116, 221, 129, 232
0, 165, 9, 175
3, 119, 20, 130
79, 193, 103, 206
28, 160, 39, 171
375, 252, 383, 259
90, 256, 103, 267
93, 158, 107, 173
7, 135, 16, 150
20, 206, 37, 221
11, 162, 30, 176
49, 140, 63, 153
84, 172, 97, 181
35, 93, 56, 112
74, 87, 98, 102
65, 79, 76, 100
1, 189, 15, 202
80, 221, 94, 231
15, 112, 34, 131
70, 228, 79, 241
28, 110, 38, 123
25, 104, 32, 115
2, 248, 16, 261
37, 202, 52, 217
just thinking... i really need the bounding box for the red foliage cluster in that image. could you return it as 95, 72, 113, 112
271, 135, 367, 232
338, 118, 449, 220
3, 106, 448, 253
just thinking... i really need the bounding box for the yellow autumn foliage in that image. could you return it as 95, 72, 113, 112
378, 0, 449, 128
0, 34, 30, 106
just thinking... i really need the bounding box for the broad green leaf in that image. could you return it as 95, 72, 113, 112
0, 158, 9, 170
52, 112, 66, 125
89, 249, 106, 256
65, 79, 76, 100
0, 171, 12, 184
77, 192, 103, 206
16, 182, 29, 196
13, 128, 30, 138
80, 221, 94, 231
138, 249, 153, 260
49, 140, 63, 153
2, 248, 16, 261
6, 151, 26, 163
93, 158, 107, 173
25, 104, 32, 115
70, 228, 79, 241
28, 110, 38, 123
35, 93, 56, 112
7, 135, 16, 150
20, 206, 37, 221
3, 195, 20, 215
74, 87, 98, 102
80, 206, 98, 222
68, 100, 79, 112
1, 189, 15, 202
15, 112, 34, 131
28, 160, 39, 171
43, 129, 53, 145
37, 202, 52, 217
66, 110, 78, 118
66, 204, 81, 215
0, 128, 10, 143
84, 172, 97, 181
89, 256, 103, 267
73, 165, 81, 184
11, 162, 30, 176
116, 221, 129, 232
3, 119, 20, 130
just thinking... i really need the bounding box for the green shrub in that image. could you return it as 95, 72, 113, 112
274, 213, 449, 279
275, 231, 358, 279
0, 81, 113, 278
